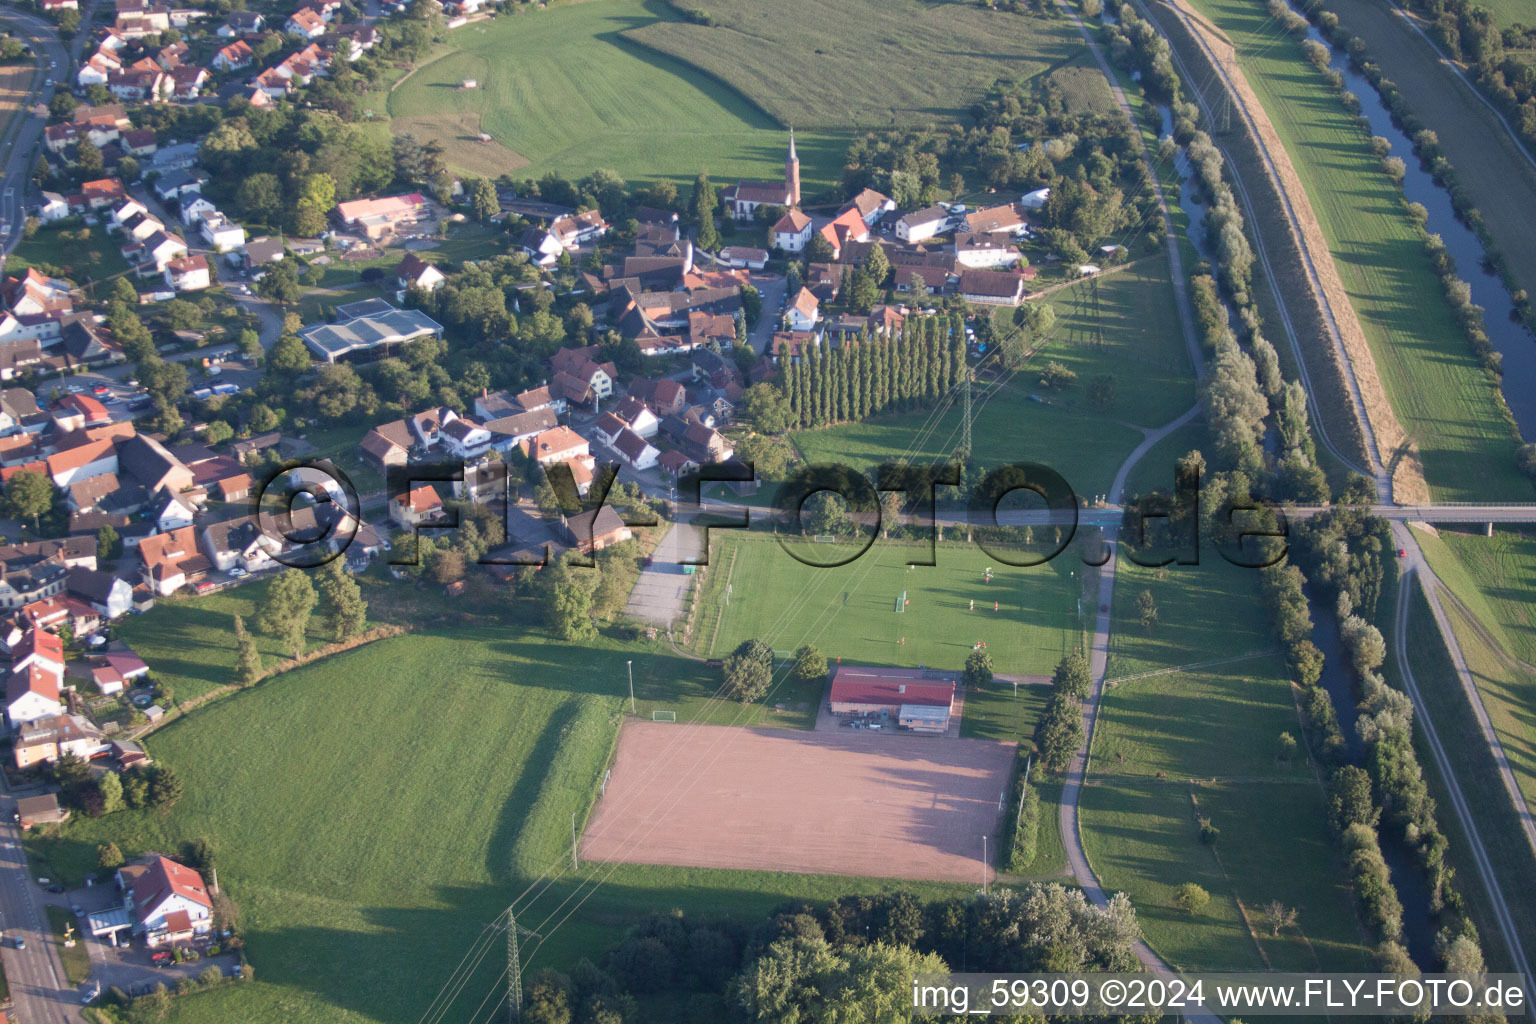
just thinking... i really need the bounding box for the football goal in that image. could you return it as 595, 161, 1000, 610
652, 710, 677, 722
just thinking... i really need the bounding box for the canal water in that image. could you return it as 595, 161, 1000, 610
1309, 594, 1438, 965
1294, 9, 1536, 439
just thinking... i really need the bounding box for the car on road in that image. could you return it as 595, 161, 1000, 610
92, 384, 110, 395
46, 883, 64, 893
2, 187, 12, 198
7, 936, 24, 949
70, 904, 83, 916
1396, 548, 1407, 557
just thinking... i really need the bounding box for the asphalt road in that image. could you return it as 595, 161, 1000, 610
0, 5, 70, 256
0, 793, 82, 1023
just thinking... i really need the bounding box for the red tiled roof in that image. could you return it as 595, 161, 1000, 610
829, 666, 954, 708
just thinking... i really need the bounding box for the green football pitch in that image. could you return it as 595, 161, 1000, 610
695, 534, 1085, 679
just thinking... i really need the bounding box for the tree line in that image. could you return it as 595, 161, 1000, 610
778, 314, 968, 431
520, 883, 1146, 1024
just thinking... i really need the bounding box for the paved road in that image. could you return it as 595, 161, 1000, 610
0, 5, 71, 256
623, 522, 702, 627
0, 793, 82, 1023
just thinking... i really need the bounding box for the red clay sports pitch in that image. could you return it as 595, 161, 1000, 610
580, 721, 1015, 883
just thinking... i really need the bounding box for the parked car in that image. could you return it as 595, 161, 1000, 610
151, 951, 172, 965
92, 385, 110, 396
8, 936, 24, 949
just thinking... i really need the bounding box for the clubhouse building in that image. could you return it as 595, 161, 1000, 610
827, 665, 957, 734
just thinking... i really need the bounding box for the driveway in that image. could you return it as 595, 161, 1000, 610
746, 271, 787, 355
623, 523, 701, 627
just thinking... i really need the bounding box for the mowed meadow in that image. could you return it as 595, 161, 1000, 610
1183, 0, 1530, 500
1081, 554, 1373, 971
625, 0, 1090, 127
387, 0, 851, 185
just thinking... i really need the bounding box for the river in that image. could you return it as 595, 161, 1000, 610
1293, 8, 1536, 439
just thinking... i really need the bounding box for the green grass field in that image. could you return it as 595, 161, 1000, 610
1184, 0, 1530, 501
1394, 583, 1536, 976
7, 223, 131, 291
693, 533, 1084, 685
34, 625, 890, 1022
388, 1, 849, 187
792, 262, 1196, 500
1080, 552, 1371, 971
625, 0, 1096, 128
115, 577, 345, 703
1412, 527, 1536, 809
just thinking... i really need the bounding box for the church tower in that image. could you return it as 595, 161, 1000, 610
785, 128, 801, 208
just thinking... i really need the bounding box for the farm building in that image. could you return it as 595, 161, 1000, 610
828, 665, 956, 732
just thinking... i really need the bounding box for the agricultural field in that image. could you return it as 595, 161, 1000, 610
792, 261, 1196, 500
626, 0, 1097, 128
1082, 553, 1372, 971
692, 532, 1083, 690
1412, 526, 1536, 807
1183, 0, 1530, 501
387, 1, 848, 187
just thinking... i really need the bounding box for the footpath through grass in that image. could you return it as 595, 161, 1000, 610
388, 0, 848, 187
1184, 0, 1529, 501
793, 260, 1195, 500
1081, 553, 1371, 971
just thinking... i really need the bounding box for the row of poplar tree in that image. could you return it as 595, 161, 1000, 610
779, 313, 969, 430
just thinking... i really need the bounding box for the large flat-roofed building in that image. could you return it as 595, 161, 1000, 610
301, 306, 443, 364
828, 665, 957, 732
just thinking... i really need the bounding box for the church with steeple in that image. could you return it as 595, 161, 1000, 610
721, 130, 801, 219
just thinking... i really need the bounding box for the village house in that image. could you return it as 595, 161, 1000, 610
771, 208, 813, 253
612, 428, 659, 472
895, 204, 951, 244
6, 629, 65, 730
359, 419, 414, 469
116, 856, 214, 948
137, 525, 210, 596
164, 254, 211, 292
395, 253, 446, 294
14, 714, 105, 770
390, 484, 443, 530
558, 505, 631, 555
954, 231, 1021, 269
786, 287, 820, 332
549, 347, 616, 402
958, 268, 1029, 306
67, 567, 134, 619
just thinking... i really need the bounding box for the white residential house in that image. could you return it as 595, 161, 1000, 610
895, 205, 951, 244
177, 194, 215, 225
151, 493, 197, 531
200, 216, 246, 253
439, 417, 493, 460
785, 287, 820, 332
163, 255, 211, 292
612, 428, 658, 472
37, 193, 69, 223
108, 198, 149, 230
771, 209, 813, 253
117, 857, 214, 947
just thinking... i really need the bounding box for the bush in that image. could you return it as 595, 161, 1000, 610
1175, 882, 1210, 913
